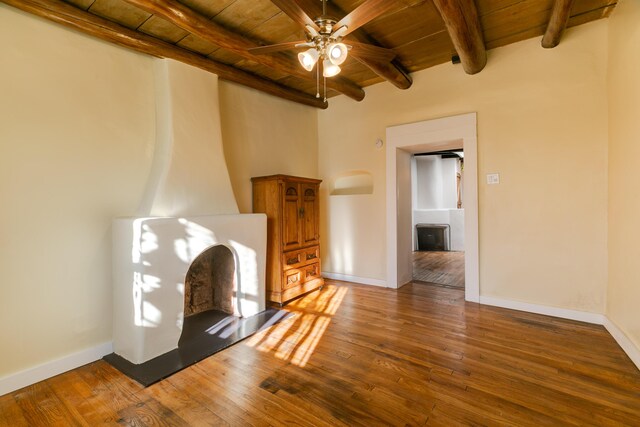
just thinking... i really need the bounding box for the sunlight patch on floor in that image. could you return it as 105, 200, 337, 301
244, 284, 348, 367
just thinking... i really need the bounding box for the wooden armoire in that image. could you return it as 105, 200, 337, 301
251, 175, 324, 305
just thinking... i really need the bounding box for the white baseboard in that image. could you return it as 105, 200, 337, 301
0, 342, 113, 397
479, 296, 606, 325
479, 296, 640, 371
603, 318, 640, 370
322, 272, 387, 287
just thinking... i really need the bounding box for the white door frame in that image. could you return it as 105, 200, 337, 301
385, 112, 479, 302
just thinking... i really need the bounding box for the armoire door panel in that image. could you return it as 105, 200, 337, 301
302, 184, 319, 246
283, 183, 302, 250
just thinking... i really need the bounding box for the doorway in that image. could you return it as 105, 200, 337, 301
385, 113, 479, 302
411, 150, 465, 289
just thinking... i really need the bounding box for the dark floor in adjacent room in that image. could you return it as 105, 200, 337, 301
2, 279, 639, 426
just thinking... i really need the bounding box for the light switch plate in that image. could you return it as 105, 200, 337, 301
486, 173, 500, 185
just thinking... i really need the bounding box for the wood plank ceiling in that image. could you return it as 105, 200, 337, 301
2, 0, 616, 108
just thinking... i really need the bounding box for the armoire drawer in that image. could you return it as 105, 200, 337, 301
282, 262, 320, 290
282, 246, 320, 270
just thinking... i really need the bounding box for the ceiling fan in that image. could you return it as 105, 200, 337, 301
249, 0, 399, 96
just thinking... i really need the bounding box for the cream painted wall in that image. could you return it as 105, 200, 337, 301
607, 0, 640, 350
0, 6, 155, 377
0, 6, 262, 380
319, 20, 609, 312
138, 59, 238, 217
218, 81, 319, 213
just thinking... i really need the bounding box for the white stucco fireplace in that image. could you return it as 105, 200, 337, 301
108, 59, 271, 368
112, 214, 267, 364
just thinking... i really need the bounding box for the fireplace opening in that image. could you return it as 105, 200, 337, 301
416, 223, 450, 251
179, 245, 238, 346
184, 245, 235, 316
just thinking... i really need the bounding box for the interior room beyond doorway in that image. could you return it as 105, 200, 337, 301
411, 150, 465, 289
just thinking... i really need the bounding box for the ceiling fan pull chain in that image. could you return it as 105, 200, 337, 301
323, 75, 327, 102
323, 0, 326, 16
316, 63, 320, 98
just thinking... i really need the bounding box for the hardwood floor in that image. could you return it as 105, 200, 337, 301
413, 251, 465, 289
2, 280, 639, 426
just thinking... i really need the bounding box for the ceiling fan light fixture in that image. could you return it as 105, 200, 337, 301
327, 42, 348, 65
322, 59, 341, 77
298, 48, 319, 71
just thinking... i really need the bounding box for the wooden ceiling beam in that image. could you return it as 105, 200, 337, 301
432, 0, 487, 74
295, 0, 412, 89
542, 0, 577, 48
0, 0, 327, 108
122, 0, 365, 101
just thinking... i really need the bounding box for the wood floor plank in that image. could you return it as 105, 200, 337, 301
427, 400, 511, 427
201, 345, 352, 426
47, 370, 122, 425
195, 356, 345, 427
116, 396, 190, 427
448, 367, 640, 426
1, 279, 639, 426
166, 369, 260, 427
221, 343, 434, 425
190, 360, 334, 427
12, 381, 85, 427
144, 379, 228, 426
0, 393, 28, 427
73, 362, 147, 423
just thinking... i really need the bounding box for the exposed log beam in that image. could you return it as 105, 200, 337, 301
0, 0, 327, 108
350, 56, 412, 89
123, 0, 364, 101
295, 0, 413, 89
347, 44, 412, 90
348, 42, 396, 62
542, 0, 577, 48
432, 0, 487, 75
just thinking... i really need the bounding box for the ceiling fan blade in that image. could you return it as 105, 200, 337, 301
270, 0, 320, 32
348, 41, 396, 62
335, 0, 403, 37
248, 41, 309, 55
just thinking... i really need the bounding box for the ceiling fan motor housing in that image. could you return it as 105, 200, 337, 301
315, 17, 338, 36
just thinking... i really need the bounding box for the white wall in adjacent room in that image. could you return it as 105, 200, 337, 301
414, 156, 458, 210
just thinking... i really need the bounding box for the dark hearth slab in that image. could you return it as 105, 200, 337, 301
104, 308, 292, 386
